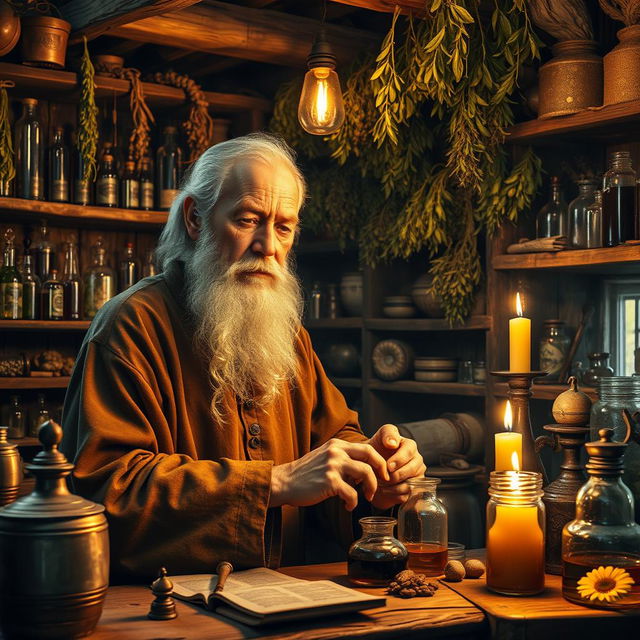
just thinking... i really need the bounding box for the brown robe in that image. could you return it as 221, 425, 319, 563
61, 260, 365, 578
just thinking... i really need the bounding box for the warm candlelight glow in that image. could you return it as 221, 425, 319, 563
509, 293, 531, 372
516, 292, 524, 317
495, 402, 522, 471
504, 400, 513, 431
511, 451, 520, 472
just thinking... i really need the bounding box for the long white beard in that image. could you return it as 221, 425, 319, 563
185, 232, 303, 422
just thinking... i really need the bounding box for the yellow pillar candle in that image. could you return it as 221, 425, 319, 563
509, 292, 531, 372
495, 401, 522, 471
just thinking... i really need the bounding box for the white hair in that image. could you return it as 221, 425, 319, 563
155, 132, 306, 272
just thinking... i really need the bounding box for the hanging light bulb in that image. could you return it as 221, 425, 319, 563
298, 29, 345, 135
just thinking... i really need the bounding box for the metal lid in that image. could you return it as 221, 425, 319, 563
585, 428, 626, 477
0, 420, 105, 520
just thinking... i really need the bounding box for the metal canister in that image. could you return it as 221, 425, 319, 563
0, 426, 21, 506
0, 420, 109, 639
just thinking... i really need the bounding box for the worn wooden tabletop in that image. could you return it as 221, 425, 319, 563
92, 562, 486, 640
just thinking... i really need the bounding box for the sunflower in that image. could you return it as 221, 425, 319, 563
577, 566, 635, 603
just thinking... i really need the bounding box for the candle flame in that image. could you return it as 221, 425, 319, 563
504, 400, 512, 432
516, 292, 524, 317
511, 451, 520, 472
509, 452, 521, 491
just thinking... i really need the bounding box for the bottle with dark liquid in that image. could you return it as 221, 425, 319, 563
61, 238, 81, 320
41, 269, 64, 321
536, 176, 567, 239
22, 250, 40, 320
119, 241, 139, 292
156, 126, 183, 211
0, 229, 22, 319
562, 429, 640, 609
35, 220, 55, 281
72, 132, 92, 205
121, 160, 139, 209
15, 98, 43, 200
602, 150, 637, 247
48, 126, 69, 202
96, 150, 118, 207
139, 157, 154, 211
398, 478, 448, 576
347, 517, 408, 586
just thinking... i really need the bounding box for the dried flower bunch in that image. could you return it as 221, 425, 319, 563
78, 37, 98, 182
527, 0, 593, 41
599, 0, 640, 26
387, 570, 439, 598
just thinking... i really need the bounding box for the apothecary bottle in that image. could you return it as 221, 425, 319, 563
309, 282, 322, 320
35, 220, 54, 281
536, 176, 567, 238
586, 190, 603, 249
156, 126, 182, 211
119, 242, 139, 292
602, 151, 637, 246
562, 429, 640, 609
21, 250, 39, 320
539, 319, 570, 381
48, 126, 69, 203
120, 160, 139, 209
0, 229, 22, 320
348, 517, 408, 586
29, 394, 49, 438
142, 248, 156, 278
139, 157, 154, 211
96, 152, 118, 207
397, 478, 448, 576
5, 395, 25, 439
61, 239, 81, 320
568, 179, 598, 249
40, 269, 64, 321
15, 98, 43, 200
83, 239, 115, 319
583, 352, 614, 387
326, 283, 340, 318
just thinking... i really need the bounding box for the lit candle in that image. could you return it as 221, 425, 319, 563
509, 292, 531, 372
494, 401, 522, 471
486, 454, 545, 595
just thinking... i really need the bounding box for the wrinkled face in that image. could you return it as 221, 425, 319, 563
209, 157, 301, 280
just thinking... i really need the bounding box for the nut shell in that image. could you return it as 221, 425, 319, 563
443, 560, 465, 582
552, 376, 592, 425
463, 559, 485, 578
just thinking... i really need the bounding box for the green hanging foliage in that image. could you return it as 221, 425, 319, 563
0, 80, 15, 192
270, 0, 543, 325
79, 36, 99, 183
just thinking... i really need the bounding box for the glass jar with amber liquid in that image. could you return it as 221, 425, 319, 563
348, 517, 407, 586
562, 429, 640, 609
397, 477, 448, 576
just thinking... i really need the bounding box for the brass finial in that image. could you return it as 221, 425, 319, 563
148, 567, 177, 620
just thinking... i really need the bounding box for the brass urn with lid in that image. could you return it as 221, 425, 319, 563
0, 420, 109, 639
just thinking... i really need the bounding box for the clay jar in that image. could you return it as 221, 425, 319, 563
604, 26, 640, 105
323, 343, 360, 377
411, 274, 445, 318
339, 272, 363, 317
538, 40, 602, 119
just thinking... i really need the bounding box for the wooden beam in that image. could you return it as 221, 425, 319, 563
64, 0, 202, 43
330, 0, 425, 12
107, 1, 378, 68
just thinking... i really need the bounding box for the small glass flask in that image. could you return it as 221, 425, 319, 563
536, 176, 567, 239
29, 393, 50, 438
6, 395, 25, 439
326, 283, 340, 319
308, 282, 322, 320
539, 319, 570, 381
583, 352, 614, 387
458, 360, 474, 384
48, 126, 69, 203
568, 179, 598, 249
347, 516, 408, 586
21, 250, 40, 320
118, 241, 139, 292
585, 190, 603, 249
562, 429, 640, 609
142, 247, 157, 278
602, 150, 636, 246
486, 470, 545, 595
397, 477, 448, 576
61, 238, 81, 320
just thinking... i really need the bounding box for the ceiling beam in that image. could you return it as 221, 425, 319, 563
106, 1, 378, 68
329, 0, 425, 12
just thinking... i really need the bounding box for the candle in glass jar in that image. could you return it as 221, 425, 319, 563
494, 401, 522, 471
509, 292, 531, 372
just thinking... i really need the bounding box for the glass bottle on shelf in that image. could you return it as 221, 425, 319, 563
309, 282, 322, 319
326, 283, 340, 319
0, 228, 22, 320
120, 160, 139, 209
586, 190, 603, 249
562, 429, 640, 609
539, 319, 571, 381
397, 477, 448, 576
602, 150, 637, 247
29, 393, 49, 438
40, 268, 64, 321
14, 98, 43, 200
96, 151, 118, 207
536, 176, 567, 239
21, 250, 40, 320
142, 248, 156, 278
139, 157, 154, 211
48, 126, 69, 203
83, 238, 115, 319
156, 126, 183, 211
72, 132, 92, 205
61, 238, 81, 320
35, 220, 55, 281
568, 179, 598, 249
119, 242, 139, 292
347, 517, 408, 586
6, 395, 25, 439
583, 352, 614, 387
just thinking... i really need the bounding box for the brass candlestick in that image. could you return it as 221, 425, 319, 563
490, 371, 548, 481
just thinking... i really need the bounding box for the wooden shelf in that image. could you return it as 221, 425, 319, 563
365, 316, 492, 331
369, 380, 485, 396
8, 437, 40, 447
305, 318, 363, 329
493, 382, 597, 402
0, 377, 71, 389
0, 62, 271, 113
507, 98, 640, 144
0, 320, 90, 330
0, 196, 167, 228
493, 244, 640, 272
329, 377, 362, 388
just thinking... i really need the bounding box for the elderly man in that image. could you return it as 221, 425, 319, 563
61, 133, 425, 579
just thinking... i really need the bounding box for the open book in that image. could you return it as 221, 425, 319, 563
171, 567, 386, 626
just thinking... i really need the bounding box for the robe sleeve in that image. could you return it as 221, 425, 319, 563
61, 337, 273, 578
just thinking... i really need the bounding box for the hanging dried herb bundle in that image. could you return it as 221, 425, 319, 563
599, 0, 640, 26
527, 0, 593, 40
78, 37, 98, 182
150, 71, 214, 163
0, 80, 15, 192
271, 1, 543, 324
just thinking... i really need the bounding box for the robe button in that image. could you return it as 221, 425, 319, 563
249, 423, 261, 436
248, 436, 261, 449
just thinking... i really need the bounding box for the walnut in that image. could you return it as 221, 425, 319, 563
444, 560, 465, 582
61, 357, 75, 377
387, 569, 439, 598
31, 350, 64, 373
463, 559, 486, 578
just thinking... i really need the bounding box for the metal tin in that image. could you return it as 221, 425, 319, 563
0, 426, 21, 506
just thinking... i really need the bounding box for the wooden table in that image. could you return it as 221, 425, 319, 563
92, 562, 486, 639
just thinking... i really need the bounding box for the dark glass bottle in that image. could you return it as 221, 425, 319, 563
142, 247, 156, 278
15, 98, 43, 200
96, 152, 118, 207
139, 157, 154, 211
61, 239, 81, 320
48, 126, 69, 203
72, 133, 91, 205
536, 176, 567, 239
21, 250, 40, 320
41, 269, 64, 321
602, 151, 636, 247
83, 238, 115, 319
120, 160, 139, 209
35, 220, 55, 281
156, 126, 182, 211
0, 229, 22, 319
119, 242, 139, 292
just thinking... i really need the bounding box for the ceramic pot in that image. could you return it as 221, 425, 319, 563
538, 40, 602, 119
411, 274, 445, 318
0, 1, 20, 57
20, 16, 71, 69
604, 25, 640, 105
323, 343, 360, 377
93, 54, 124, 76
339, 272, 363, 317
372, 339, 413, 381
